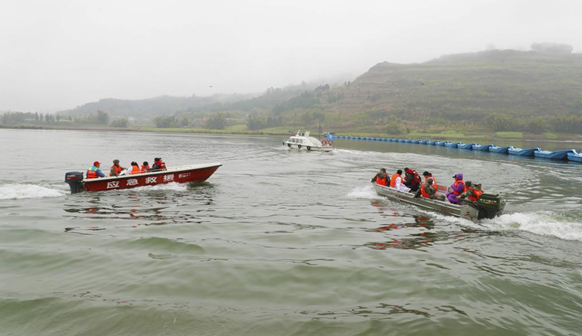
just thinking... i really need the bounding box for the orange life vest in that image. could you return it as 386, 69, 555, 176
467, 187, 483, 201
130, 165, 141, 174
390, 174, 401, 188
425, 175, 438, 189
110, 164, 122, 176
452, 180, 466, 195
87, 167, 98, 179
420, 182, 432, 198
376, 174, 387, 186
141, 164, 150, 173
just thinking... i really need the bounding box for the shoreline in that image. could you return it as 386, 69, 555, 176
1, 124, 581, 145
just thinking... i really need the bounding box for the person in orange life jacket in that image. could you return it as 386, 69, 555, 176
128, 161, 141, 175
459, 181, 483, 202
414, 178, 436, 199
390, 169, 410, 192
371, 168, 388, 186
86, 161, 105, 179
110, 159, 125, 177
446, 173, 466, 204
141, 161, 150, 173
151, 157, 166, 171
422, 171, 438, 188
403, 167, 422, 192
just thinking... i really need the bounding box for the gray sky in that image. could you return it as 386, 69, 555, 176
1, 0, 581, 112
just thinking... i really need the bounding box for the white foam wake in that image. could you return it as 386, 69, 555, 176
425, 210, 582, 242
481, 212, 582, 242
0, 184, 66, 200
347, 185, 378, 199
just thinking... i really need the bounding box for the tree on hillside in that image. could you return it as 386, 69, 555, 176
96, 110, 109, 125
110, 118, 129, 128
205, 113, 226, 129
531, 42, 573, 54
247, 115, 265, 130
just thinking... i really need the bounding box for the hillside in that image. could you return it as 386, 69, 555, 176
311, 50, 582, 132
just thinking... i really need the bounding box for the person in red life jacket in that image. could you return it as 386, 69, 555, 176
141, 161, 150, 173
459, 181, 483, 202
109, 159, 125, 177
128, 161, 141, 175
446, 173, 466, 204
371, 168, 388, 186
422, 171, 438, 189
86, 161, 105, 179
414, 178, 437, 199
403, 167, 422, 192
151, 157, 167, 171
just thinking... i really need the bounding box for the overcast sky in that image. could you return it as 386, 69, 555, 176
1, 0, 581, 112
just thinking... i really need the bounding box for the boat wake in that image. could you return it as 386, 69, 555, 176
424, 210, 582, 242
346, 185, 378, 199
0, 183, 66, 200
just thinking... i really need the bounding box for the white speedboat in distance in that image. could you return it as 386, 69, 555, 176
283, 130, 334, 152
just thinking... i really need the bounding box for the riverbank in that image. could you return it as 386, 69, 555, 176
2, 124, 581, 145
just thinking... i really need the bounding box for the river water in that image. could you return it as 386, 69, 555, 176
1, 129, 581, 336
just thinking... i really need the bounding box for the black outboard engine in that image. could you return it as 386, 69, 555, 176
474, 194, 506, 220
64, 172, 84, 194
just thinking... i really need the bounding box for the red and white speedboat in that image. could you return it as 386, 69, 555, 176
65, 163, 221, 193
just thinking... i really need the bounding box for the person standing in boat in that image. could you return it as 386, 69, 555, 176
110, 159, 125, 177
86, 161, 106, 179
371, 168, 388, 186
403, 167, 422, 192
446, 173, 466, 204
390, 169, 410, 192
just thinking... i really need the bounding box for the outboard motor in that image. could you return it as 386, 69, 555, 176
64, 172, 84, 194
474, 194, 506, 219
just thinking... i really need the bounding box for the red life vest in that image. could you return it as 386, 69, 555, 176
467, 187, 483, 201
110, 164, 122, 176
452, 180, 466, 195
141, 164, 150, 173
390, 174, 401, 188
376, 173, 387, 186
87, 167, 98, 179
420, 182, 432, 198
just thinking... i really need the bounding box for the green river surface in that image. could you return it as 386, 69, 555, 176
0, 129, 581, 336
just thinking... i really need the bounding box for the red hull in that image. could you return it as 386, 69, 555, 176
82, 163, 221, 192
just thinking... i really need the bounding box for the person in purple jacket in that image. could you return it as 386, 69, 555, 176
446, 173, 466, 204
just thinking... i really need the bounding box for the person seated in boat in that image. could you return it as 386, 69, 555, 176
414, 178, 437, 199
151, 157, 167, 171
446, 173, 466, 204
86, 161, 106, 179
390, 169, 411, 192
110, 159, 126, 177
403, 167, 422, 192
459, 181, 483, 203
128, 161, 141, 175
141, 161, 150, 173
371, 168, 388, 186
422, 171, 437, 188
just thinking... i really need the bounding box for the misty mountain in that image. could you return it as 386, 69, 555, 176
291, 49, 582, 131
59, 93, 255, 120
